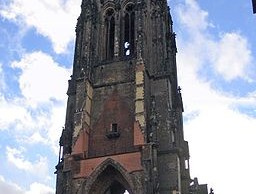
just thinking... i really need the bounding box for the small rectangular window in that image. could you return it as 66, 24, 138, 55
111, 123, 118, 132
106, 123, 120, 139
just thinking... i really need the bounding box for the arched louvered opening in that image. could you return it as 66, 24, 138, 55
123, 4, 135, 57
105, 9, 115, 60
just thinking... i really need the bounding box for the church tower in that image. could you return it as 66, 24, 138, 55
55, 0, 207, 193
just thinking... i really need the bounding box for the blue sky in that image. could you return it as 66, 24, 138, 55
0, 0, 255, 193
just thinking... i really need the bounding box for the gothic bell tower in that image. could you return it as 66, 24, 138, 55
55, 0, 208, 193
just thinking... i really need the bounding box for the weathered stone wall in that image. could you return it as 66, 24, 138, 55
89, 60, 136, 157
55, 0, 209, 193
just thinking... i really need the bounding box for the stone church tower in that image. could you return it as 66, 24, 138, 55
55, 0, 208, 193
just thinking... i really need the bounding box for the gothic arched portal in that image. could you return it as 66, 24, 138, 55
88, 166, 131, 194
83, 159, 134, 194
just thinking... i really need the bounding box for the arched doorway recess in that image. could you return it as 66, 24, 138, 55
85, 159, 134, 194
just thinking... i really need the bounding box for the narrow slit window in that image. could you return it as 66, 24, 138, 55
124, 4, 135, 56
105, 9, 115, 60
185, 159, 189, 170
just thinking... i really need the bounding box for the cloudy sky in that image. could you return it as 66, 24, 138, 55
0, 0, 255, 194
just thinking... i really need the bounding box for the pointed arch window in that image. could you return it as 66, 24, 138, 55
105, 9, 115, 60
124, 4, 135, 57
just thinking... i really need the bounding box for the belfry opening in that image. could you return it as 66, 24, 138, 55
104, 8, 115, 60
124, 3, 135, 56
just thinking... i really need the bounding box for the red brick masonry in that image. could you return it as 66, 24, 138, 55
74, 152, 143, 178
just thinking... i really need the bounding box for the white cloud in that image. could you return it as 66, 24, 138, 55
11, 51, 71, 106
0, 0, 81, 53
0, 176, 54, 194
0, 99, 62, 145
25, 182, 54, 194
6, 147, 50, 179
0, 51, 69, 155
174, 0, 256, 193
210, 33, 252, 81
184, 101, 256, 194
0, 92, 66, 155
176, 0, 253, 82
0, 63, 6, 92
18, 102, 68, 155
28, 132, 48, 144
46, 103, 67, 154
0, 176, 24, 194
175, 0, 211, 33
0, 96, 34, 131
0, 95, 56, 152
